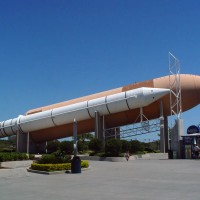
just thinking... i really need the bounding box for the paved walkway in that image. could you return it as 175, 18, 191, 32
0, 159, 200, 200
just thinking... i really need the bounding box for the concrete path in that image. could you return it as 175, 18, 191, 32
0, 159, 200, 200
0, 167, 30, 179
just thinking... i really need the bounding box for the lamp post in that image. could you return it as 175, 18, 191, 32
71, 118, 81, 173
73, 118, 78, 157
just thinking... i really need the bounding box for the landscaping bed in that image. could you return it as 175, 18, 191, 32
27, 152, 89, 174
30, 160, 89, 172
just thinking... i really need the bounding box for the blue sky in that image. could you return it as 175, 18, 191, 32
0, 0, 200, 140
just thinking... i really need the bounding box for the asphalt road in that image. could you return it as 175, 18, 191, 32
0, 159, 200, 200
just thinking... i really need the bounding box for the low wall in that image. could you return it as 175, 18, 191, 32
80, 155, 127, 162
133, 153, 169, 160
80, 153, 168, 162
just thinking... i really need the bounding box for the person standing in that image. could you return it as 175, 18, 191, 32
193, 144, 200, 159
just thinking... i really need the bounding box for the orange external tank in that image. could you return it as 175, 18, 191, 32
25, 74, 200, 143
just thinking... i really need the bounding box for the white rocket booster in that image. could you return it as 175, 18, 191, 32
0, 87, 170, 138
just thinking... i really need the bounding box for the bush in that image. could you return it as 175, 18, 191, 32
88, 138, 102, 153
60, 141, 73, 154
105, 139, 122, 157
31, 163, 71, 171
130, 140, 145, 154
80, 160, 89, 168
75, 141, 89, 153
144, 147, 156, 153
47, 140, 60, 153
121, 140, 131, 152
28, 154, 35, 160
38, 152, 71, 164
31, 160, 89, 171
0, 152, 32, 162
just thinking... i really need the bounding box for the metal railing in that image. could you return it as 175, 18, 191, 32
104, 118, 161, 140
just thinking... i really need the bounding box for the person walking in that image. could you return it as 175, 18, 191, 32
124, 151, 130, 161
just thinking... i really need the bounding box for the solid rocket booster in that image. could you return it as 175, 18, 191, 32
0, 87, 170, 138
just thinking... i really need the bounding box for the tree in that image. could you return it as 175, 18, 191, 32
77, 133, 94, 152
77, 140, 88, 152
130, 140, 144, 154
121, 140, 131, 152
60, 141, 73, 154
105, 139, 122, 157
77, 133, 94, 143
88, 138, 103, 153
47, 140, 60, 153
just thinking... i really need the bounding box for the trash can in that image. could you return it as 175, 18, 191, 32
168, 150, 173, 159
71, 156, 81, 173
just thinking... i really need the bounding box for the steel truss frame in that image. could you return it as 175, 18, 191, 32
169, 52, 182, 120
104, 119, 160, 140
104, 110, 161, 140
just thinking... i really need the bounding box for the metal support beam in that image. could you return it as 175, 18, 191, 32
27, 132, 30, 158
160, 101, 165, 153
102, 115, 105, 149
16, 131, 19, 152
164, 117, 169, 152
95, 111, 99, 139
95, 111, 103, 140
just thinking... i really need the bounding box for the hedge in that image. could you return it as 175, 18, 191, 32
38, 153, 71, 164
31, 160, 89, 172
0, 152, 34, 162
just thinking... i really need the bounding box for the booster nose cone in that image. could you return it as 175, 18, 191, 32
142, 87, 170, 107
151, 88, 170, 101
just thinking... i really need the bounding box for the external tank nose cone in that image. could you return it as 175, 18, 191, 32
180, 74, 200, 111
194, 75, 200, 104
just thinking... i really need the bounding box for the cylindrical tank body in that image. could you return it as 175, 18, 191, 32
27, 74, 200, 142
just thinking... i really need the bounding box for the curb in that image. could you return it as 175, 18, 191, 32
27, 166, 90, 175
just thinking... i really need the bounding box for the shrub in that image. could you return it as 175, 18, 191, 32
130, 140, 145, 154
105, 139, 122, 157
31, 163, 71, 171
72, 140, 89, 153
31, 160, 89, 171
47, 140, 60, 153
0, 152, 31, 162
77, 141, 84, 152
60, 141, 73, 154
38, 152, 71, 164
121, 140, 131, 152
80, 160, 89, 168
60, 141, 74, 154
88, 138, 102, 153
28, 154, 35, 160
